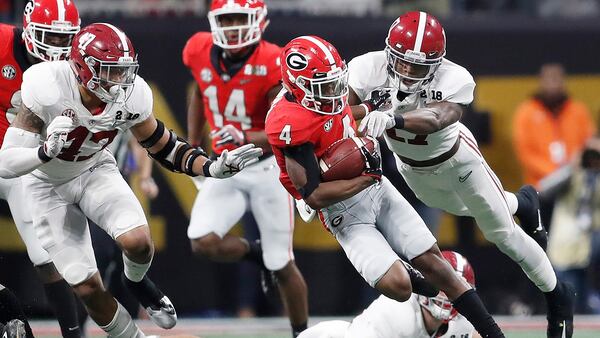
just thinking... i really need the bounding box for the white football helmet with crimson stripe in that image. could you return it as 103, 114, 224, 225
385, 11, 446, 93
419, 251, 476, 322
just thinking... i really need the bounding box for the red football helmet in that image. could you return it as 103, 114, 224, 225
281, 35, 348, 115
208, 0, 268, 50
69, 23, 139, 103
386, 11, 446, 93
23, 0, 80, 62
419, 251, 476, 322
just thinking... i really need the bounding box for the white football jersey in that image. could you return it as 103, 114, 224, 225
348, 51, 476, 161
21, 61, 153, 182
347, 294, 475, 338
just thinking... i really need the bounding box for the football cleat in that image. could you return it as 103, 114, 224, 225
546, 282, 575, 338
145, 296, 177, 330
515, 185, 548, 250
402, 260, 439, 298
260, 268, 280, 299
1, 319, 26, 338
122, 274, 177, 329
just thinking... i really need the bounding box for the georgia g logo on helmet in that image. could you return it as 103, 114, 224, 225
285, 52, 308, 71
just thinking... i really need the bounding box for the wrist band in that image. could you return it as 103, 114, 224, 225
394, 115, 405, 129
38, 146, 52, 163
359, 103, 370, 114
202, 160, 213, 177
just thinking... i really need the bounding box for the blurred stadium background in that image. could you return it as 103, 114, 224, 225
1, 0, 600, 337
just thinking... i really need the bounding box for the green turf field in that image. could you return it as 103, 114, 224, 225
30, 317, 600, 338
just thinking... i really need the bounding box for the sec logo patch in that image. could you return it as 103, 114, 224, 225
200, 68, 212, 82
2, 65, 16, 80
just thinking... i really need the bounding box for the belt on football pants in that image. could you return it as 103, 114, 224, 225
397, 137, 460, 167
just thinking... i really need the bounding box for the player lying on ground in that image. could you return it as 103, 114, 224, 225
265, 35, 505, 338
0, 23, 262, 338
349, 11, 573, 338
299, 251, 482, 338
0, 1, 83, 336
183, 1, 308, 336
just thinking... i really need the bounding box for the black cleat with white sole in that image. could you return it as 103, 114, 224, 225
545, 281, 575, 338
122, 274, 177, 329
515, 185, 549, 250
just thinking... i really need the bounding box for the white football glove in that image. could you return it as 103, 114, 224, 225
42, 116, 75, 159
358, 108, 396, 138
209, 143, 263, 178
211, 124, 246, 147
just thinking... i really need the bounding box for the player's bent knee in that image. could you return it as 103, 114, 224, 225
118, 228, 154, 261
375, 265, 412, 302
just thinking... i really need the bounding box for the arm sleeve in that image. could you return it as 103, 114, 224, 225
0, 127, 44, 178
282, 142, 321, 199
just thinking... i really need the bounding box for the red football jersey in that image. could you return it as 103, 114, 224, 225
0, 24, 32, 146
182, 32, 281, 153
265, 93, 356, 199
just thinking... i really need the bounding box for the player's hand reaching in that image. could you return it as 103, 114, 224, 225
42, 116, 75, 160
360, 137, 382, 181
358, 107, 396, 138
361, 89, 392, 113
211, 124, 247, 147
207, 144, 263, 178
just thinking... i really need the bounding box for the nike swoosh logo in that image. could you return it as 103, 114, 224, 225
68, 326, 79, 331
458, 171, 472, 182
536, 210, 544, 231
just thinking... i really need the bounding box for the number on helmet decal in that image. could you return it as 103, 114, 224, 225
78, 32, 96, 50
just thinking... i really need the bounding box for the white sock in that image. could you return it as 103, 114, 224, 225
100, 301, 145, 338
505, 191, 519, 215
123, 253, 152, 283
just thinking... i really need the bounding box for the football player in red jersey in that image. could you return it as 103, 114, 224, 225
0, 1, 82, 337
265, 35, 506, 338
182, 1, 308, 335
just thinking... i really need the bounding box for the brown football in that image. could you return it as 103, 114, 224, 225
319, 137, 376, 182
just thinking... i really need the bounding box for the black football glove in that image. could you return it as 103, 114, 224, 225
362, 89, 392, 113
360, 145, 382, 182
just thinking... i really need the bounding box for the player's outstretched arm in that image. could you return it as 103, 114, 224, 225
0, 106, 74, 178
284, 143, 376, 210
359, 101, 465, 138
131, 115, 262, 178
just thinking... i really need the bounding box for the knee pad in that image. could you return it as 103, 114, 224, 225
52, 247, 97, 285
62, 262, 97, 285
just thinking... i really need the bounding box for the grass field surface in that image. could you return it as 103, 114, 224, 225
30, 316, 600, 338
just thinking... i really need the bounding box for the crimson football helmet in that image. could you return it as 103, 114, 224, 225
208, 0, 268, 50
281, 35, 348, 115
386, 11, 446, 93
23, 0, 80, 62
69, 23, 139, 103
418, 251, 476, 322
